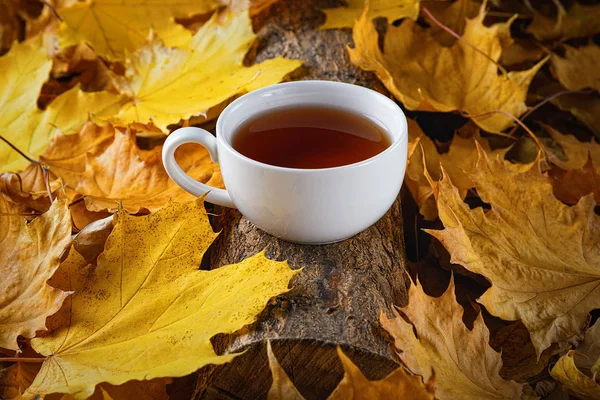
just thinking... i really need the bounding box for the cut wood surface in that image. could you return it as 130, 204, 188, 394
192, 1, 409, 398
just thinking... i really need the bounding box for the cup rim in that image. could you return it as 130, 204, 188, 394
216, 80, 407, 173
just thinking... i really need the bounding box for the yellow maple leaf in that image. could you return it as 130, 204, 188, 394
0, 198, 72, 350
551, 322, 600, 399
56, 0, 225, 60
427, 146, 600, 356
108, 11, 302, 132
348, 6, 546, 133
26, 198, 298, 398
0, 39, 125, 172
527, 2, 600, 41
405, 119, 507, 220
266, 341, 436, 400
43, 124, 223, 213
551, 44, 600, 93
321, 0, 419, 30
380, 277, 523, 400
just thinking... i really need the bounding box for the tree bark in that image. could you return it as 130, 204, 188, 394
192, 1, 409, 398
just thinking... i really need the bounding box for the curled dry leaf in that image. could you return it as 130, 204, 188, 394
26, 198, 299, 399
72, 215, 114, 264
108, 11, 302, 132
56, 0, 224, 60
527, 2, 600, 41
426, 146, 600, 356
321, 0, 419, 30
46, 126, 222, 213
0, 198, 72, 350
0, 162, 61, 213
551, 322, 600, 400
266, 341, 436, 400
551, 44, 600, 92
0, 39, 124, 172
348, 6, 546, 133
380, 277, 523, 400
405, 119, 507, 220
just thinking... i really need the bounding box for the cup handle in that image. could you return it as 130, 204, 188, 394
162, 127, 235, 208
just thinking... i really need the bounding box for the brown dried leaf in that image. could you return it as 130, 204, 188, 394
551, 44, 600, 92
527, 2, 600, 41
427, 146, 600, 356
381, 277, 523, 399
0, 198, 72, 350
549, 157, 600, 204
405, 119, 508, 220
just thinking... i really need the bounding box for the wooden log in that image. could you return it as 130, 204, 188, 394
192, 1, 409, 398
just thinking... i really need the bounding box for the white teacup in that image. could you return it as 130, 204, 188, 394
162, 80, 408, 244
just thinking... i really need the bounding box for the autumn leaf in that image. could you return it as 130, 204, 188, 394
0, 360, 40, 400
26, 198, 299, 398
551, 44, 600, 92
426, 146, 600, 356
107, 11, 302, 132
44, 126, 223, 213
549, 157, 600, 204
39, 121, 115, 185
424, 0, 480, 46
0, 162, 61, 213
56, 0, 224, 60
52, 379, 172, 400
0, 38, 50, 169
348, 5, 545, 133
328, 347, 436, 400
267, 341, 304, 400
380, 277, 523, 400
267, 341, 436, 400
527, 2, 600, 41
0, 198, 72, 350
551, 322, 600, 399
543, 124, 600, 171
405, 119, 507, 219
321, 0, 419, 30
550, 92, 600, 138
0, 39, 124, 172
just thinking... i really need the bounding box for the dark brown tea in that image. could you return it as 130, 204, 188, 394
232, 106, 390, 169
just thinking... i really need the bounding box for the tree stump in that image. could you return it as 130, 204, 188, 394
192, 1, 409, 398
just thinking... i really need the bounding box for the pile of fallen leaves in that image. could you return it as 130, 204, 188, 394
0, 0, 599, 399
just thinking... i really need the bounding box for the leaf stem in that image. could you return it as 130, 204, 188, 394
0, 357, 45, 363
41, 0, 63, 21
463, 109, 547, 156
421, 6, 509, 78
507, 89, 595, 136
0, 136, 40, 165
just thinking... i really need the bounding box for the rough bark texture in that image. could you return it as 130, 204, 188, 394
192, 1, 409, 398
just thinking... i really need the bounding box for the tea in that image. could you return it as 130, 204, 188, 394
232, 106, 390, 169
